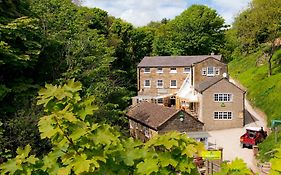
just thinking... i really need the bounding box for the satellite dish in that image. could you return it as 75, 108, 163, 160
223, 72, 228, 78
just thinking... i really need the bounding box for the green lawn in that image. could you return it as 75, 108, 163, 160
229, 51, 281, 161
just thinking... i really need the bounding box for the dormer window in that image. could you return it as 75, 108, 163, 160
144, 67, 150, 73
157, 67, 163, 73
207, 67, 215, 76
170, 67, 177, 73
184, 67, 191, 73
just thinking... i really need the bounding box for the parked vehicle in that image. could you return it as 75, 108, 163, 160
240, 127, 267, 148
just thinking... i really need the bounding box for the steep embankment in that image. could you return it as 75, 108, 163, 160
229, 51, 281, 161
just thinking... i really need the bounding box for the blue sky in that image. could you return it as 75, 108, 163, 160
83, 0, 251, 26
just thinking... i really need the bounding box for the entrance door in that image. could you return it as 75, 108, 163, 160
170, 96, 176, 106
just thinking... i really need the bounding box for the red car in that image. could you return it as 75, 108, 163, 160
240, 127, 267, 148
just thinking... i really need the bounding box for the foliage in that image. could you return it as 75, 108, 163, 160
215, 158, 252, 175
0, 16, 41, 67
219, 29, 241, 62
228, 0, 281, 160
270, 147, 281, 175
233, 0, 281, 49
232, 0, 281, 75
153, 5, 225, 56
0, 1, 48, 160
258, 132, 281, 162
229, 50, 281, 123
0, 80, 204, 174
0, 105, 51, 159
0, 0, 137, 159
229, 48, 281, 161
0, 0, 31, 23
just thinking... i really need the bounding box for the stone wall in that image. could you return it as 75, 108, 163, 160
193, 58, 227, 86
158, 111, 204, 133
138, 67, 189, 96
199, 79, 245, 130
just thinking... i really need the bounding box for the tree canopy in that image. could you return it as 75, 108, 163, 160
2, 0, 280, 173
153, 5, 225, 56
0, 80, 205, 174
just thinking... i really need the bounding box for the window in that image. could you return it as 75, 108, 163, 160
202, 68, 207, 75
214, 93, 232, 102
157, 80, 163, 88
144, 128, 150, 137
144, 80, 150, 87
207, 67, 215, 76
157, 67, 163, 73
184, 67, 191, 73
157, 98, 163, 104
170, 80, 177, 88
214, 112, 233, 120
215, 68, 220, 75
144, 67, 150, 73
170, 67, 177, 73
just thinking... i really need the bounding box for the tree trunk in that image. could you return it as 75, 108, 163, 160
268, 56, 272, 76
268, 43, 276, 77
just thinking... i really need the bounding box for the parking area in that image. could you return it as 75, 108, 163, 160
207, 100, 267, 173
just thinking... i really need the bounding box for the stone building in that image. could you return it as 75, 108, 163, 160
126, 102, 209, 146
129, 55, 245, 131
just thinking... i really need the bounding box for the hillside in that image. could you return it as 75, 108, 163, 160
229, 48, 281, 161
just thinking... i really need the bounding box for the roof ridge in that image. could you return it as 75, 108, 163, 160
138, 55, 222, 67
156, 109, 181, 129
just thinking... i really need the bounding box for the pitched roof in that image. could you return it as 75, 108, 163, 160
195, 77, 224, 93
126, 102, 179, 130
195, 77, 246, 93
138, 55, 222, 67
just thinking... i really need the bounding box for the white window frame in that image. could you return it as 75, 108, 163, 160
184, 67, 191, 73
157, 79, 164, 88
215, 68, 220, 75
157, 98, 163, 104
170, 80, 177, 88
207, 67, 215, 76
170, 67, 177, 73
156, 67, 163, 73
214, 111, 233, 120
202, 68, 207, 75
144, 79, 150, 87
144, 67, 150, 73
214, 93, 232, 102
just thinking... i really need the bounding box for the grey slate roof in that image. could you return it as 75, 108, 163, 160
126, 102, 179, 130
195, 77, 246, 93
138, 55, 222, 67
195, 77, 224, 93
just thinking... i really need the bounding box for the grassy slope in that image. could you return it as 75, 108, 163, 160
229, 51, 281, 161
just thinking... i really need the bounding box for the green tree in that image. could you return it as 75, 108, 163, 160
0, 80, 204, 174
153, 5, 225, 56
215, 158, 252, 175
0, 2, 50, 159
0, 0, 134, 160
233, 0, 281, 76
219, 29, 241, 62
0, 0, 31, 23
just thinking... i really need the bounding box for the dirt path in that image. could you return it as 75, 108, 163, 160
207, 78, 268, 173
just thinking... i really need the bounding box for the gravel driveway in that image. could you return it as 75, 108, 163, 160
207, 79, 268, 173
